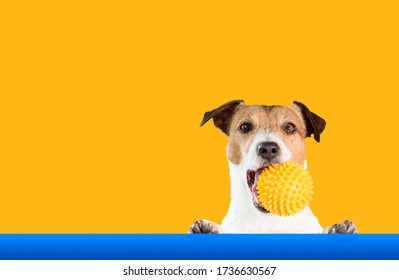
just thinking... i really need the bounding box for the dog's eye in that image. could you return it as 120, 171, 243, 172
239, 123, 252, 133
284, 123, 297, 134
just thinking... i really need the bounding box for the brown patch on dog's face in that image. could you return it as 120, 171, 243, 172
226, 105, 308, 165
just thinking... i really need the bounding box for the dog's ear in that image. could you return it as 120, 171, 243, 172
200, 100, 244, 135
293, 101, 326, 142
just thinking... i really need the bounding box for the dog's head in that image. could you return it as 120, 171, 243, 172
200, 100, 326, 212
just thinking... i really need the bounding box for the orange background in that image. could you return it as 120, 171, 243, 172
0, 1, 398, 233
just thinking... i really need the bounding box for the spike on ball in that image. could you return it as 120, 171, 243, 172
256, 162, 314, 217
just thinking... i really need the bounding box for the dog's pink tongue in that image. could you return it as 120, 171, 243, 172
251, 170, 263, 195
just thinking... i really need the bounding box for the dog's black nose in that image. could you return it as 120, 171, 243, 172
257, 142, 280, 160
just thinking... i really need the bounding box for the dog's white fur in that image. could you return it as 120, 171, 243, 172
220, 132, 323, 233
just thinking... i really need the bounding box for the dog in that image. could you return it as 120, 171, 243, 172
189, 100, 357, 234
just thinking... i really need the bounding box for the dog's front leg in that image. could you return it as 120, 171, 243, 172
323, 220, 358, 234
188, 219, 221, 234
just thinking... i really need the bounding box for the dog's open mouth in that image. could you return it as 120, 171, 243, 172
247, 167, 270, 213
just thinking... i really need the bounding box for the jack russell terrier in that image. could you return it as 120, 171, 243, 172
189, 100, 357, 234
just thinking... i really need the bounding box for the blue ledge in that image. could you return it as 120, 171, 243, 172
0, 234, 398, 260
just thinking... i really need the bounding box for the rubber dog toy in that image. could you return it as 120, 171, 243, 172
256, 162, 314, 216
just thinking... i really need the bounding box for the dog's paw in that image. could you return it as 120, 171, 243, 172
188, 219, 220, 234
323, 220, 358, 234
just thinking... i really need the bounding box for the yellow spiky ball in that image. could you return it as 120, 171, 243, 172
256, 162, 314, 217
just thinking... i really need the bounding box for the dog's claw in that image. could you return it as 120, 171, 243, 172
188, 220, 219, 234
324, 220, 358, 234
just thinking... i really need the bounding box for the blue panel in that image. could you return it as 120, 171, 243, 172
0, 234, 398, 260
